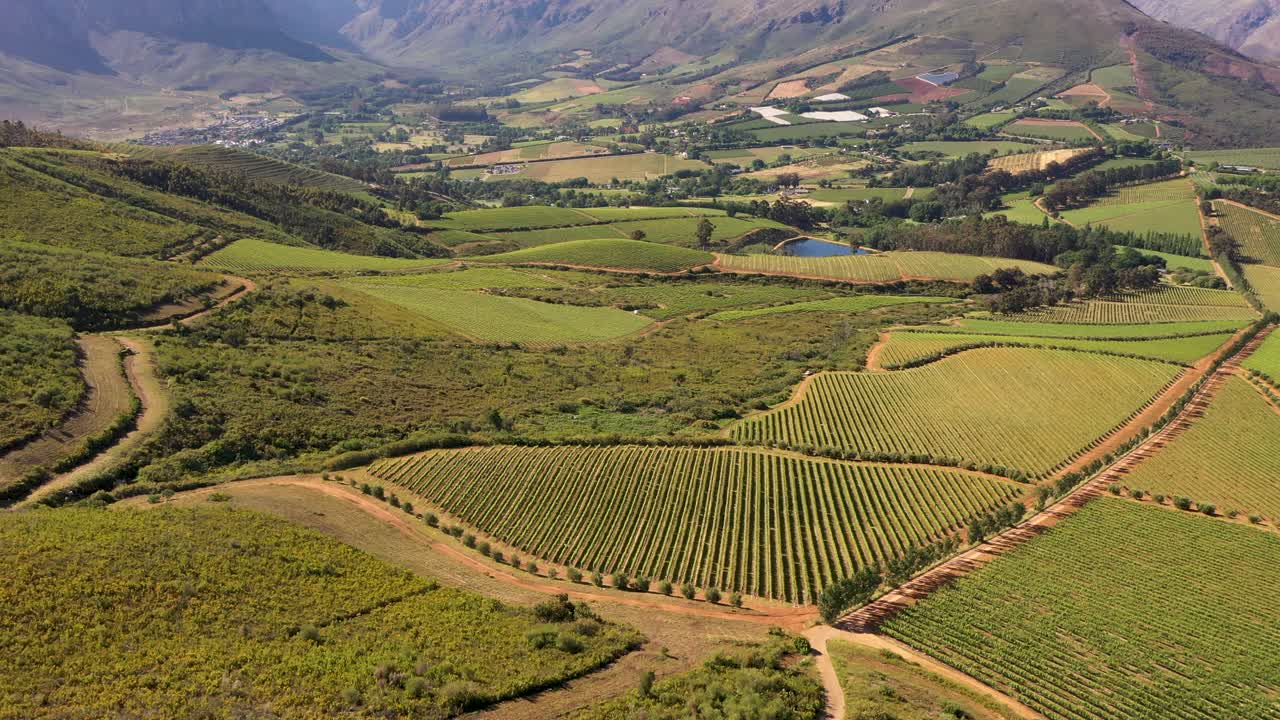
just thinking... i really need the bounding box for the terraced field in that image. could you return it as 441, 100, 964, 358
874, 330, 1231, 369
471, 239, 714, 272
347, 284, 654, 343
1120, 376, 1280, 520
883, 499, 1280, 720
715, 252, 1057, 283
1059, 178, 1200, 237
368, 445, 1023, 603
200, 239, 449, 274
1215, 202, 1280, 267
731, 347, 1182, 477
710, 295, 956, 321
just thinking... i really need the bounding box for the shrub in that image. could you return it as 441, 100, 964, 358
534, 594, 577, 623
681, 582, 697, 599
371, 485, 385, 500
360, 483, 372, 495
574, 620, 600, 637
592, 571, 604, 587
389, 495, 401, 508
299, 625, 321, 643
1153, 494, 1165, 504
1129, 488, 1144, 500
462, 534, 476, 549
1200, 503, 1216, 516
731, 592, 743, 608
568, 568, 583, 583
477, 541, 491, 556
526, 626, 558, 649
440, 681, 483, 713
659, 580, 673, 595
612, 572, 630, 591
492, 551, 505, 564
1249, 514, 1263, 524
341, 687, 361, 706
402, 502, 413, 514
556, 633, 584, 654
705, 587, 721, 604
405, 676, 428, 699
632, 575, 651, 592
547, 568, 558, 580
1108, 483, 1121, 496
424, 512, 439, 527
511, 554, 522, 568
526, 561, 539, 574
1174, 496, 1193, 511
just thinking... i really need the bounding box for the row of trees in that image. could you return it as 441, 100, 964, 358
1040, 158, 1182, 211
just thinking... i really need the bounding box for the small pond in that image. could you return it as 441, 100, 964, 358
777, 238, 871, 257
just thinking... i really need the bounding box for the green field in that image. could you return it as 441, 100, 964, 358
343, 267, 568, 291
369, 446, 1022, 603
488, 215, 786, 250
1004, 297, 1255, 325
0, 507, 639, 718
471, 239, 714, 272
964, 112, 1016, 130
1183, 148, 1280, 170
1121, 376, 1280, 519
704, 146, 830, 164
1060, 178, 1201, 237
731, 347, 1181, 477
884, 499, 1280, 720
1242, 263, 1280, 311
201, 239, 449, 274
1215, 202, 1280, 267
710, 295, 955, 321
807, 187, 917, 203
899, 141, 1029, 158
716, 251, 1057, 283
1243, 329, 1280, 379
344, 283, 654, 343
118, 145, 369, 194
1118, 246, 1211, 272
434, 206, 597, 232
0, 311, 82, 448
985, 192, 1052, 225
875, 330, 1230, 368
506, 281, 831, 321
1003, 120, 1097, 142
452, 153, 709, 183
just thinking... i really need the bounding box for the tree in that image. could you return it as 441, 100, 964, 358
705, 587, 722, 604
817, 567, 882, 624
681, 582, 696, 599
695, 218, 715, 248
629, 229, 647, 242
612, 572, 630, 590
591, 571, 604, 587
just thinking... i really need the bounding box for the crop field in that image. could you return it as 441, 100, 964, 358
807, 186, 921, 203
1243, 330, 1280, 379
447, 141, 609, 167
985, 192, 1053, 225
1242, 264, 1280, 311
368, 445, 1023, 603
457, 153, 708, 183
1059, 178, 1201, 236
704, 146, 830, 164
964, 112, 1016, 130
875, 330, 1231, 369
1215, 202, 1280, 266
883, 499, 1280, 720
118, 145, 369, 194
709, 295, 956, 321
489, 215, 788, 250
715, 251, 1057, 283
0, 311, 82, 449
1120, 247, 1212, 272
0, 507, 638, 719
1122, 376, 1280, 519
200, 239, 449, 274
434, 206, 597, 232
346, 284, 654, 343
1183, 147, 1280, 170
471, 239, 714, 272
731, 348, 1181, 477
510, 282, 831, 321
1002, 119, 1097, 142
576, 207, 722, 222
342, 267, 566, 291
899, 141, 1029, 158
1004, 300, 1256, 325
932, 317, 1249, 339
987, 148, 1091, 174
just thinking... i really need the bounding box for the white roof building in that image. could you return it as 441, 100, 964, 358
812, 93, 851, 102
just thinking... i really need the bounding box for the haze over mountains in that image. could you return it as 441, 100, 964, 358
2, 0, 1279, 143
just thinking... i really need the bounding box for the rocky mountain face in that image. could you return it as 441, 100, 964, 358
1129, 0, 1280, 62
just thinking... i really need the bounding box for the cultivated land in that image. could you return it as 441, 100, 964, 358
201, 238, 449, 274
873, 330, 1233, 369
369, 445, 1022, 603
883, 499, 1280, 720
470, 239, 714, 272
731, 347, 1182, 478
715, 251, 1058, 283
1215, 201, 1280, 266
709, 295, 956, 321
1059, 177, 1201, 237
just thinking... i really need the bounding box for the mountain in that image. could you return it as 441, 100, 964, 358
1128, 0, 1280, 63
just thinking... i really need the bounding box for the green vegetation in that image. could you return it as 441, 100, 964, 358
964, 112, 1017, 130
573, 631, 822, 720
471, 239, 714, 272
1243, 330, 1280, 379
1059, 178, 1201, 237
884, 499, 1280, 720
434, 206, 598, 232
875, 330, 1231, 368
1121, 376, 1280, 521
1003, 120, 1097, 142
503, 280, 831, 321
201, 239, 450, 274
0, 311, 82, 449
486, 215, 788, 251
709, 295, 955, 321
369, 445, 1021, 602
716, 251, 1057, 283
1184, 148, 1280, 171
1216, 202, 1280, 266
118, 144, 370, 194
341, 284, 654, 344
1006, 300, 1255, 324
829, 640, 1021, 720
0, 240, 225, 329
933, 317, 1249, 339
0, 507, 639, 718
899, 141, 1028, 158
731, 348, 1180, 478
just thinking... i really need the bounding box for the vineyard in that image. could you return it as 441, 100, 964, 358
709, 295, 956, 321
511, 282, 829, 321
1120, 376, 1280, 520
1243, 331, 1280, 378
117, 145, 371, 195
1059, 178, 1201, 237
715, 251, 1056, 283
344, 284, 654, 343
1242, 264, 1280, 311
487, 215, 786, 250
1215, 202, 1280, 267
883, 499, 1280, 720
1002, 119, 1097, 141
730, 347, 1182, 477
932, 317, 1250, 339
987, 148, 1091, 174
999, 300, 1256, 324
201, 239, 448, 274
874, 330, 1232, 369
368, 445, 1023, 603
0, 507, 639, 719
472, 239, 714, 272
343, 267, 568, 291
434, 206, 598, 232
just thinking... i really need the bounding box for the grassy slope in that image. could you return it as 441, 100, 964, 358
0, 311, 82, 448
471, 239, 715, 272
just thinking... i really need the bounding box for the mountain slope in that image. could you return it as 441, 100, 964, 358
1129, 0, 1280, 63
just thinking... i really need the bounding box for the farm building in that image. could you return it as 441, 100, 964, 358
916, 70, 959, 86
813, 92, 851, 102
801, 110, 869, 122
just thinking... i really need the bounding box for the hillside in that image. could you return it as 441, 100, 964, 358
1130, 0, 1280, 63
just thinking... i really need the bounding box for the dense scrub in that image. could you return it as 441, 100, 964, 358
0, 311, 82, 450
0, 507, 640, 719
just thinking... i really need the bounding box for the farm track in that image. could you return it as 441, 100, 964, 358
134, 274, 257, 331
17, 337, 169, 508
0, 336, 132, 494
836, 324, 1271, 633
1198, 200, 1234, 288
